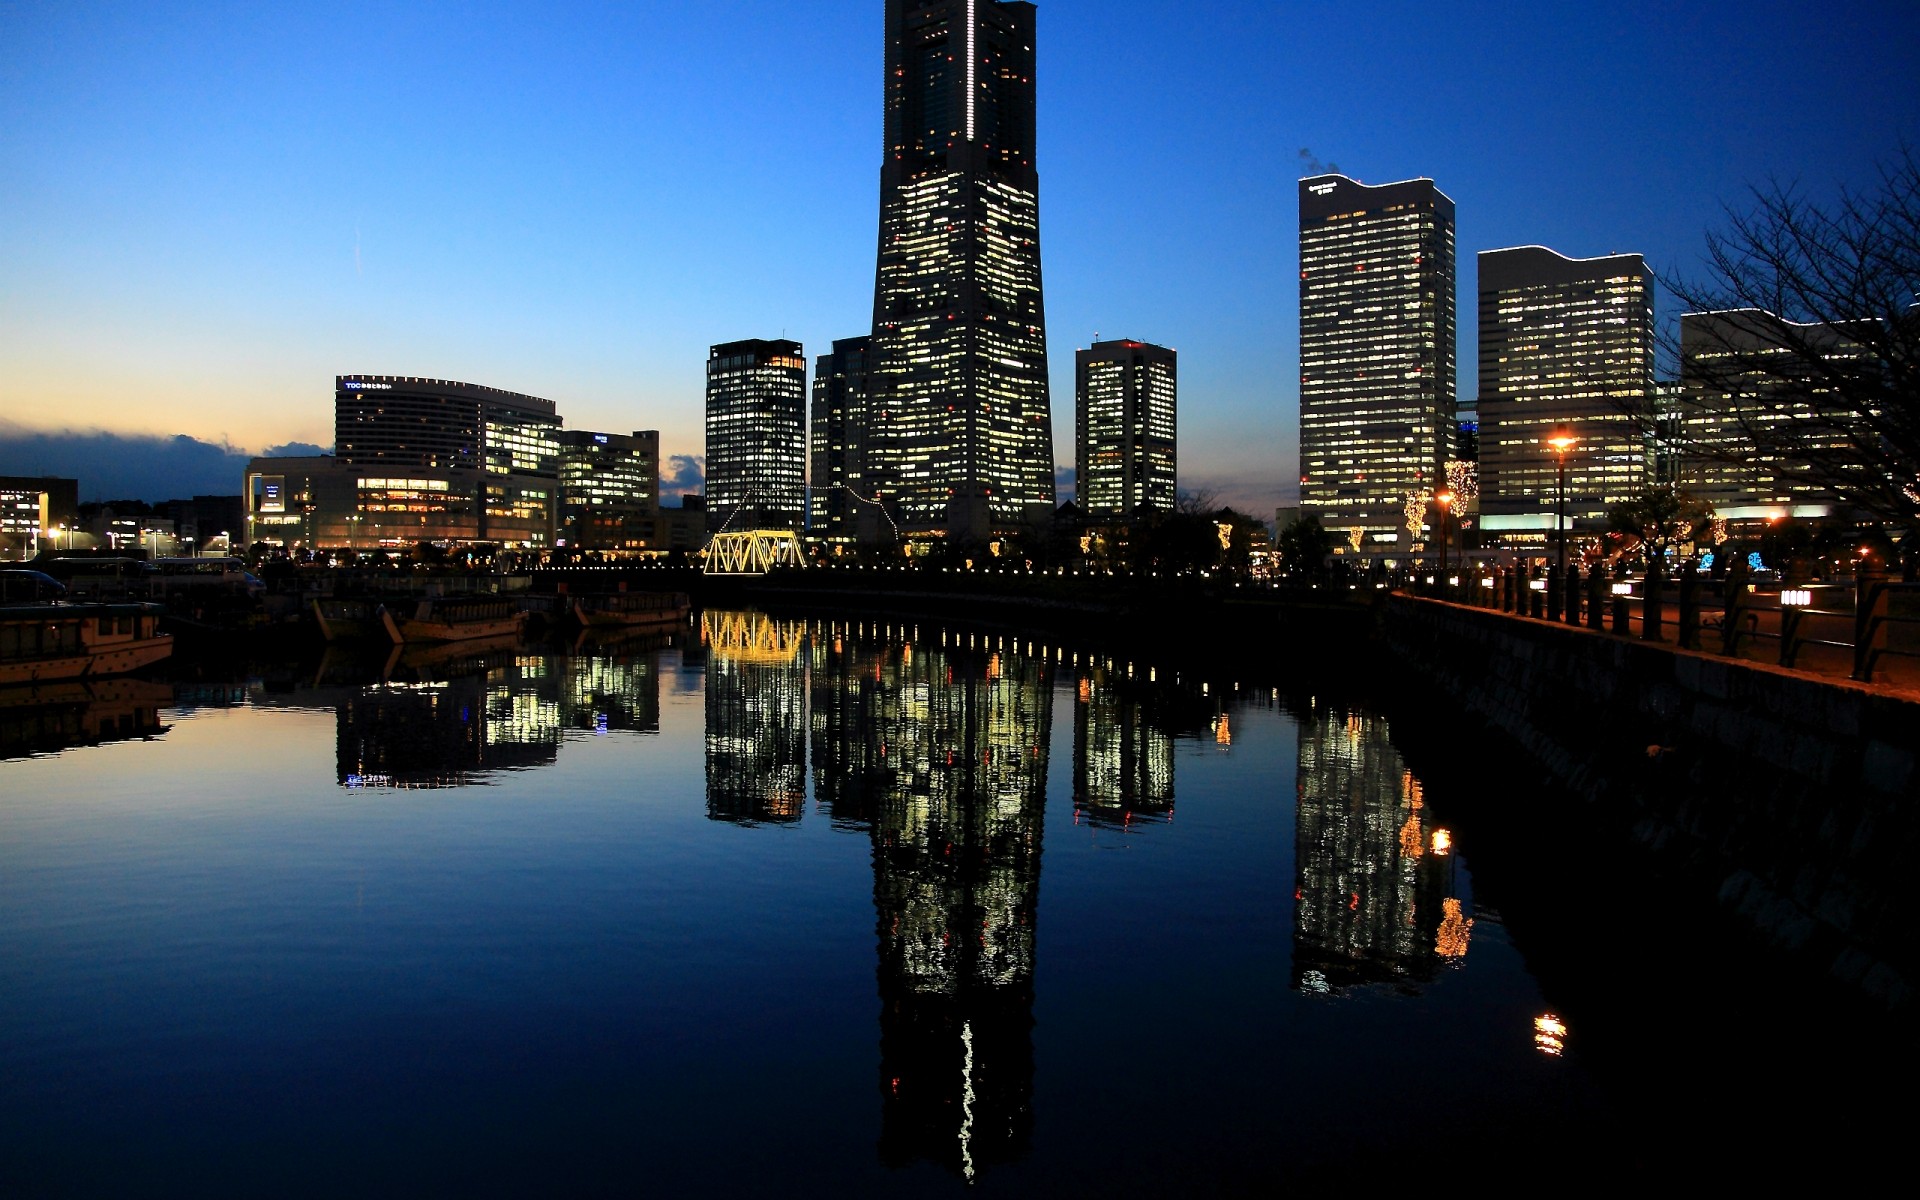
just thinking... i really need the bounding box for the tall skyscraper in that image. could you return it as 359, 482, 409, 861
704, 339, 807, 535
867, 0, 1055, 542
1074, 339, 1177, 519
1298, 175, 1456, 549
810, 336, 875, 544
1477, 247, 1653, 545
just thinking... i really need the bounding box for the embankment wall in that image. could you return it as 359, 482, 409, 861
1380, 595, 1918, 1010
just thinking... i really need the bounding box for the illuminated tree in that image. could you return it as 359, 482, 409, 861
1403, 487, 1431, 551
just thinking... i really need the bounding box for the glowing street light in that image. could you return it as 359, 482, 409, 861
1435, 488, 1455, 581
1547, 432, 1577, 579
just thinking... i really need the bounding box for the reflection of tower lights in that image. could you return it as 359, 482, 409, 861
1534, 1013, 1567, 1056
1435, 897, 1473, 959
1213, 713, 1231, 746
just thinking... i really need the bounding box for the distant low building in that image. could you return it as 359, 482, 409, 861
0, 475, 79, 560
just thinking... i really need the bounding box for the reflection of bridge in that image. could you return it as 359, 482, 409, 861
704, 529, 805, 576
702, 610, 804, 665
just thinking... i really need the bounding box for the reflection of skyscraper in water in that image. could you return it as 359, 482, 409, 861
1292, 705, 1464, 993
808, 622, 1052, 1180
703, 611, 807, 825
1071, 665, 1175, 829
336, 653, 561, 788
561, 643, 662, 735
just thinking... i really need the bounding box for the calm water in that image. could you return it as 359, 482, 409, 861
0, 609, 1813, 1194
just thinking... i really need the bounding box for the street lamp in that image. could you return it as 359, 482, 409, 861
1547, 432, 1577, 579
1434, 488, 1455, 583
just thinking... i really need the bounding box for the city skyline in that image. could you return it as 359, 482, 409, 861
3, 1, 1916, 515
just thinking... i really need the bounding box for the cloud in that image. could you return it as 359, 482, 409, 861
660, 453, 704, 504
0, 421, 263, 501
262, 441, 330, 458
1055, 463, 1076, 502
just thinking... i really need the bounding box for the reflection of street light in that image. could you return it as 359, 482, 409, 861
1547, 432, 1577, 578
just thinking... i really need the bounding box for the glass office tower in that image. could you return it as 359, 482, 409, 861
1298, 175, 1456, 549
868, 0, 1056, 542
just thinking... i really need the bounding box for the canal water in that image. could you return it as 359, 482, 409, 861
0, 611, 1895, 1194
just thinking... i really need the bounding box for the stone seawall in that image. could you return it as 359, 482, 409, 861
1380, 594, 1918, 1011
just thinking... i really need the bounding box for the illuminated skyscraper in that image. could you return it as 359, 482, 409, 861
1074, 339, 1177, 519
1298, 175, 1456, 547
810, 336, 877, 544
868, 0, 1055, 542
1477, 247, 1653, 546
705, 339, 807, 535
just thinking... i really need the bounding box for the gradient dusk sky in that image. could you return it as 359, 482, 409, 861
3, 0, 1916, 514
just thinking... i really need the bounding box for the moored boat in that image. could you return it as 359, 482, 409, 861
381, 595, 527, 644
567, 590, 691, 631
0, 602, 173, 685
313, 598, 385, 641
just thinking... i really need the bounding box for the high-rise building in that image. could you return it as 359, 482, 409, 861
1678, 309, 1867, 525
705, 339, 806, 535
810, 336, 876, 544
557, 429, 660, 552
331, 374, 562, 547
867, 0, 1055, 542
1298, 175, 1456, 550
1074, 339, 1177, 519
1477, 247, 1653, 545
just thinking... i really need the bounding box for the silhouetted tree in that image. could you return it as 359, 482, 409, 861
1660, 149, 1920, 536
1605, 483, 1715, 567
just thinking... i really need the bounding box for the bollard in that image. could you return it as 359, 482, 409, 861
1505, 568, 1518, 613
1641, 561, 1665, 641
1546, 564, 1563, 622
1678, 563, 1700, 650
1586, 564, 1606, 631
1529, 573, 1545, 619
1611, 590, 1631, 634
1563, 560, 1582, 626
1722, 560, 1750, 656
1853, 564, 1889, 681
1780, 600, 1805, 668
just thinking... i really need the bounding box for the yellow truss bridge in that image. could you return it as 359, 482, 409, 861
704, 529, 806, 576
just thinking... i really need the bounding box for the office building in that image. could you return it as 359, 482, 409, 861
1477, 247, 1653, 545
247, 374, 563, 550
1074, 339, 1177, 519
1298, 175, 1456, 548
867, 0, 1056, 542
810, 336, 878, 545
1678, 309, 1867, 524
331, 374, 561, 546
705, 339, 806, 535
0, 475, 79, 560
558, 429, 660, 552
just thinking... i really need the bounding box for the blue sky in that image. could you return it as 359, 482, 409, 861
2, 0, 1916, 512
